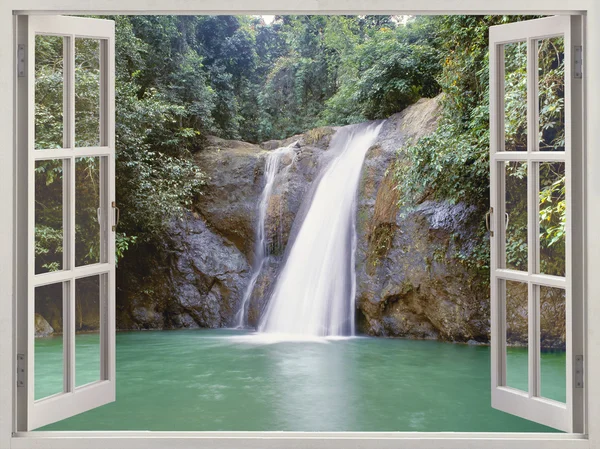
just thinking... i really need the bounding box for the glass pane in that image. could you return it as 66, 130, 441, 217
35, 282, 64, 400
75, 38, 101, 147
505, 280, 528, 392
76, 275, 102, 387
505, 161, 528, 271
504, 41, 527, 152
539, 286, 566, 402
76, 157, 102, 266
538, 37, 565, 152
35, 34, 64, 150
539, 162, 566, 276
35, 159, 65, 274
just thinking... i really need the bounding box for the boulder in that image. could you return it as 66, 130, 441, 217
354, 96, 490, 342
35, 313, 54, 338
193, 136, 265, 260
169, 214, 251, 327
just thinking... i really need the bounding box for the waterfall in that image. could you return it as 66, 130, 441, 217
235, 144, 295, 328
258, 122, 384, 337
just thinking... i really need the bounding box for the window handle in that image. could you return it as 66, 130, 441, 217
505, 212, 509, 229
112, 201, 120, 232
486, 207, 494, 237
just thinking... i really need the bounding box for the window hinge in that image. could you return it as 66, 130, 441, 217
575, 355, 584, 389
16, 353, 25, 388
17, 44, 25, 78
574, 45, 583, 79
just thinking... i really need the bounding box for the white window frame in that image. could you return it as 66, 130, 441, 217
0, 1, 598, 449
21, 14, 117, 431
488, 15, 584, 433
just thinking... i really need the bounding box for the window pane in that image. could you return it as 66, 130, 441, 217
35, 282, 64, 400
76, 157, 102, 266
35, 159, 65, 274
539, 286, 566, 403
505, 161, 528, 271
76, 275, 102, 387
35, 34, 64, 150
504, 41, 527, 152
505, 280, 528, 392
539, 162, 565, 277
75, 38, 101, 147
538, 37, 565, 152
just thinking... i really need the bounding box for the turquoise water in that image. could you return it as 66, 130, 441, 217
39, 329, 564, 432
35, 333, 101, 399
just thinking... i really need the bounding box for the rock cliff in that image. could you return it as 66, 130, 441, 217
39, 96, 499, 343
354, 98, 489, 341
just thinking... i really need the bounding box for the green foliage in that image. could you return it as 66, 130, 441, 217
34, 160, 64, 273
74, 38, 102, 147
114, 81, 207, 241
257, 15, 442, 136
394, 16, 565, 274
35, 35, 64, 150
505, 162, 528, 271
258, 16, 337, 139
116, 233, 138, 263
110, 14, 443, 145
394, 16, 502, 228
539, 162, 566, 276
34, 16, 210, 265
322, 18, 441, 124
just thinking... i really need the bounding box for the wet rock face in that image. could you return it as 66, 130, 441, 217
246, 257, 280, 328
170, 215, 251, 328
193, 136, 265, 260
242, 138, 336, 326
265, 146, 333, 250
355, 199, 490, 342
192, 135, 330, 261
354, 97, 491, 342
117, 131, 332, 330
117, 214, 251, 330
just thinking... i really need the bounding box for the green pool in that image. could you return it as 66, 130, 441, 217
38, 329, 564, 432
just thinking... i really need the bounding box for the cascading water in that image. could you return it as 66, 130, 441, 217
234, 144, 296, 328
258, 122, 384, 337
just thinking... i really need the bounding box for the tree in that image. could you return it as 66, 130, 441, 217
321, 17, 441, 124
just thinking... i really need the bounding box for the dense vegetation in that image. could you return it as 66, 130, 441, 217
34, 14, 444, 258
109, 15, 442, 248
34, 15, 565, 334
393, 16, 565, 278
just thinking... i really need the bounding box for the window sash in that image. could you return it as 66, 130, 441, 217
21, 14, 117, 431
489, 15, 585, 433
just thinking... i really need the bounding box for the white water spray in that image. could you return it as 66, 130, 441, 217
235, 144, 296, 328
258, 122, 384, 337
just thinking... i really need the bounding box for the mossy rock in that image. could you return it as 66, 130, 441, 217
303, 127, 335, 146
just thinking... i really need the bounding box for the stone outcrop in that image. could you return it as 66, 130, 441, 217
39, 95, 501, 343
355, 199, 489, 341
354, 97, 490, 341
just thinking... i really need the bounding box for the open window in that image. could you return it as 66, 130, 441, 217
11, 11, 587, 437
16, 15, 116, 430
489, 15, 584, 432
